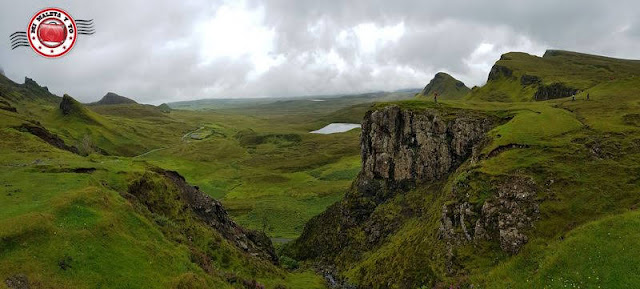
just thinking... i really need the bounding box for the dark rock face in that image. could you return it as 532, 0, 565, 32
534, 83, 579, 101
23, 77, 49, 92
520, 74, 541, 86
59, 94, 100, 125
439, 176, 539, 256
162, 170, 277, 263
16, 124, 79, 155
487, 65, 514, 81
358, 106, 495, 196
292, 106, 497, 262
129, 169, 278, 264
59, 94, 77, 115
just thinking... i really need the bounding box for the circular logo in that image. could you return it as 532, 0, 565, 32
27, 8, 77, 58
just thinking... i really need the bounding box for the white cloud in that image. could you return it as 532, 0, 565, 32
198, 0, 283, 80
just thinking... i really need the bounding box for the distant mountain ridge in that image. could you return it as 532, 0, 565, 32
468, 50, 640, 101
93, 92, 138, 105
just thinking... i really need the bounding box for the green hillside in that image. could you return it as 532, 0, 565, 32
469, 50, 640, 102
0, 74, 341, 289
92, 92, 138, 105
3, 49, 640, 289
285, 52, 640, 288
417, 72, 470, 100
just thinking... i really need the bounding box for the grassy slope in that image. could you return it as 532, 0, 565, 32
291, 74, 640, 287
469, 50, 640, 102
0, 73, 403, 288
137, 106, 364, 239
417, 72, 471, 100
0, 76, 328, 288
484, 210, 640, 288
133, 92, 413, 239
4, 49, 640, 288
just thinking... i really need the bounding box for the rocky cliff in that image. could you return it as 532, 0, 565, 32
288, 105, 505, 287
357, 105, 495, 196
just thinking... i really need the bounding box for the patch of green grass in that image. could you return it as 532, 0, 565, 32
481, 210, 640, 288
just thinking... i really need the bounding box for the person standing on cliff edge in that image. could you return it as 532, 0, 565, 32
434, 92, 439, 104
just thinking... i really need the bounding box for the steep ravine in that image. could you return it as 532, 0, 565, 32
287, 105, 534, 288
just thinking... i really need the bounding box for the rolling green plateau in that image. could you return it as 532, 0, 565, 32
2, 49, 640, 289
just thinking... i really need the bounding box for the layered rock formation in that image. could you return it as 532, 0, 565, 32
440, 176, 539, 256
290, 105, 500, 272
288, 105, 545, 287
357, 105, 495, 195
534, 82, 579, 100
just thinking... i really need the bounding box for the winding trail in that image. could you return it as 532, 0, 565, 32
134, 126, 204, 158
133, 147, 168, 158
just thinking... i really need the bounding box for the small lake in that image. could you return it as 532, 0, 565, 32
310, 123, 361, 134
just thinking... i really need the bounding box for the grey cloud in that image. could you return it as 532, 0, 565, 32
1, 0, 640, 104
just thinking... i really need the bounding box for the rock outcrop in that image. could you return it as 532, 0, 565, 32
520, 74, 542, 86
59, 94, 100, 125
357, 105, 495, 196
487, 65, 514, 81
534, 82, 579, 101
60, 94, 80, 115
16, 123, 79, 155
288, 105, 545, 287
161, 170, 277, 263
291, 105, 499, 262
128, 169, 278, 264
23, 77, 49, 93
439, 176, 539, 256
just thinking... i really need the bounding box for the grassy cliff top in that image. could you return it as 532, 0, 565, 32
468, 50, 640, 102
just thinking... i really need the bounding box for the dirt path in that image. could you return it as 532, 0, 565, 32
134, 126, 203, 159
133, 147, 168, 158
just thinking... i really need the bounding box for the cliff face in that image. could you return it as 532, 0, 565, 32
289, 105, 502, 286
440, 175, 539, 257
358, 106, 494, 193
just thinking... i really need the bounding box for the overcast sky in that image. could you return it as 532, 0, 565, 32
1, 0, 639, 104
